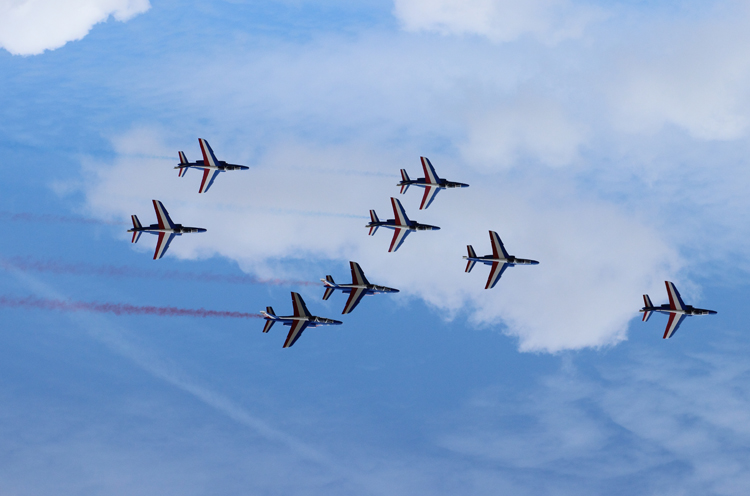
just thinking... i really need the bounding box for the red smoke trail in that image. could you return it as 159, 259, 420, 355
0, 256, 318, 287
0, 295, 263, 319
0, 211, 127, 226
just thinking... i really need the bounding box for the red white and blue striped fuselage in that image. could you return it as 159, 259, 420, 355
321, 261, 399, 314
397, 157, 469, 209
127, 200, 206, 260
176, 139, 249, 193
261, 292, 342, 348
366, 197, 440, 252
463, 231, 539, 289
640, 281, 716, 339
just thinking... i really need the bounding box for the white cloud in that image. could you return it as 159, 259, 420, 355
0, 0, 150, 56
392, 0, 604, 44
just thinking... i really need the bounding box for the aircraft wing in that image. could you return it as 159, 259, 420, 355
489, 231, 510, 258
665, 281, 686, 311
199, 168, 221, 194
153, 232, 176, 260
485, 262, 508, 289
152, 200, 176, 229
419, 186, 440, 210
198, 138, 220, 167
291, 292, 312, 318
388, 228, 410, 252
342, 287, 368, 314
283, 320, 309, 348
350, 261, 370, 286
420, 157, 440, 183
663, 313, 686, 339
390, 197, 410, 225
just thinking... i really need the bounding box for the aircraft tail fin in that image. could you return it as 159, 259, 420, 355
465, 245, 476, 273
322, 276, 335, 300
177, 152, 189, 177
400, 169, 410, 194
130, 215, 142, 243
642, 295, 654, 322
369, 210, 379, 236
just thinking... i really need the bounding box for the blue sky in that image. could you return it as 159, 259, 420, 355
2, 0, 750, 494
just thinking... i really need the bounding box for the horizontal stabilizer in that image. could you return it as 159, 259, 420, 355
263, 320, 275, 333
465, 245, 476, 273
642, 310, 652, 322
323, 287, 335, 300
369, 210, 379, 236
178, 151, 188, 164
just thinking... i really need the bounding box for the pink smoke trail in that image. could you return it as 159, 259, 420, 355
0, 295, 263, 319
0, 211, 127, 226
0, 256, 318, 287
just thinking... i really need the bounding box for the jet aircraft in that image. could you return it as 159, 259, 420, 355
128, 200, 206, 260
398, 157, 469, 209
261, 292, 343, 348
175, 138, 249, 193
640, 281, 717, 339
366, 197, 440, 252
464, 231, 539, 289
321, 261, 399, 314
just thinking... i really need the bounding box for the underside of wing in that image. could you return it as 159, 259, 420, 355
419, 186, 440, 210
152, 200, 176, 229
663, 313, 686, 339
390, 197, 410, 225
389, 228, 410, 252
291, 292, 312, 318
350, 261, 370, 286
665, 281, 686, 311
153, 232, 176, 260
489, 231, 510, 259
342, 288, 367, 314
283, 320, 309, 348
485, 262, 508, 289
199, 169, 221, 193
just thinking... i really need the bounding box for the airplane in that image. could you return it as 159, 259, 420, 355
398, 157, 469, 209
640, 281, 717, 339
321, 261, 400, 314
175, 138, 249, 193
463, 231, 539, 289
127, 200, 206, 260
366, 197, 440, 252
261, 292, 343, 348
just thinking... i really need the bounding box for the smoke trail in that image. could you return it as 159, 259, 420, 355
0, 295, 262, 319
0, 210, 127, 226
0, 256, 318, 287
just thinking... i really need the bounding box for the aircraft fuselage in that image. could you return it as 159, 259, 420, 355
641, 304, 716, 316
176, 160, 248, 172
329, 283, 399, 294
129, 223, 206, 235
366, 219, 440, 232
463, 255, 539, 266
397, 178, 469, 189
264, 315, 343, 327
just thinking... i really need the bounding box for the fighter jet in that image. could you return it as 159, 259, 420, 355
261, 292, 343, 348
464, 231, 539, 289
398, 157, 469, 209
640, 281, 717, 339
128, 200, 206, 260
175, 139, 249, 193
366, 197, 440, 252
321, 261, 399, 314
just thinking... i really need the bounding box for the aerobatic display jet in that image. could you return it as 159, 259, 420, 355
321, 261, 399, 314
175, 138, 249, 193
464, 231, 539, 289
398, 156, 469, 209
261, 292, 343, 348
128, 200, 206, 260
640, 281, 717, 339
366, 197, 440, 252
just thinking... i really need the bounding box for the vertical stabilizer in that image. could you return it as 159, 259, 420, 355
465, 245, 476, 273
400, 169, 410, 194
369, 210, 380, 236
130, 215, 142, 243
